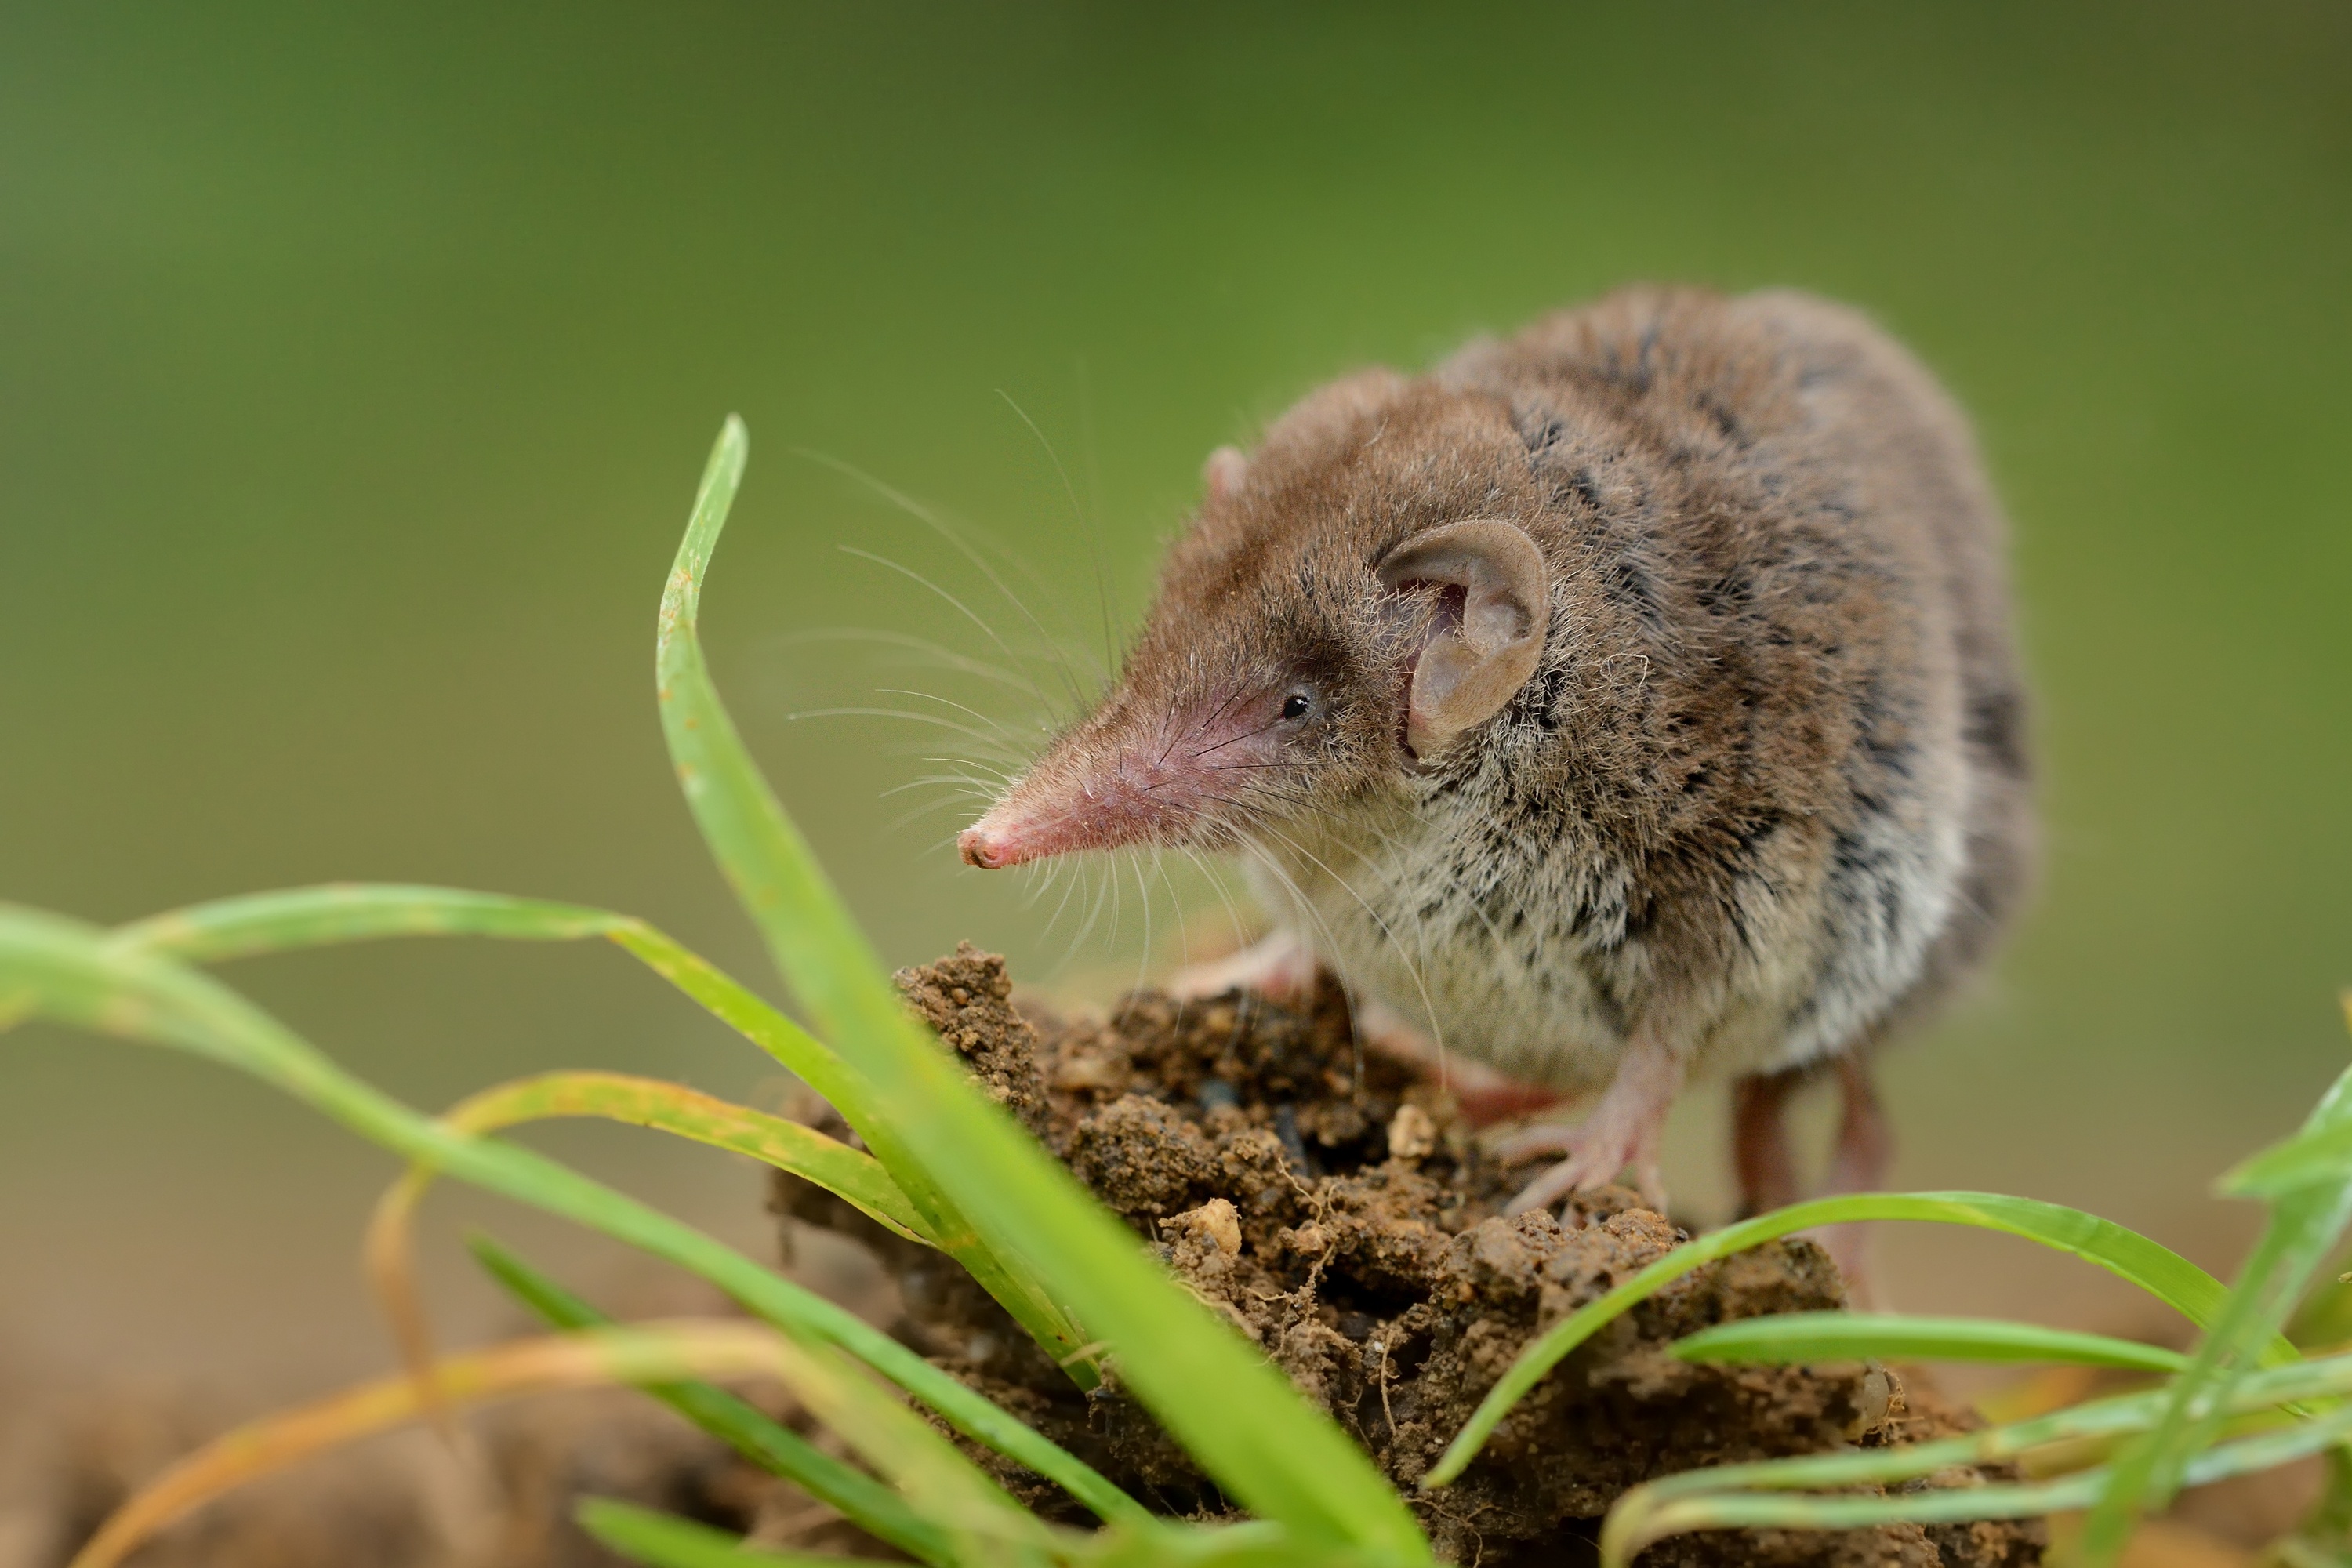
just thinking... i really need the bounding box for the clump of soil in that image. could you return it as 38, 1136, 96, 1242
774, 944, 2045, 1567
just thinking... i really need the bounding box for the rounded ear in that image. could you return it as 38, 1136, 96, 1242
1375, 519, 1549, 759
1203, 445, 1247, 503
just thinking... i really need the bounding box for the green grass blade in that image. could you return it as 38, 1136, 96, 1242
655, 419, 1430, 1563
1673, 1312, 2190, 1374
655, 420, 1092, 1386
1599, 1376, 2352, 1568
1425, 1189, 2274, 1489
0, 902, 1145, 1529
469, 1233, 953, 1567
103, 884, 1025, 1311
107, 884, 622, 958
107, 884, 886, 1150
433, 1069, 931, 1243
2079, 1058, 2352, 1563
1626, 1344, 2352, 1516
734, 1313, 1058, 1567
576, 1500, 867, 1567
2223, 1123, 2352, 1199
2226, 1122, 2352, 1200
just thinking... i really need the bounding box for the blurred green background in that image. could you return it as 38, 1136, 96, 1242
2, 3, 2347, 1393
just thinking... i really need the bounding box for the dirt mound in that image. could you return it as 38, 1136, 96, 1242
774, 944, 2044, 1567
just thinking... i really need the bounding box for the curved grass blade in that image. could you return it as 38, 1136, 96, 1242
1599, 1373, 2352, 1568
578, 1500, 875, 1567
110, 890, 887, 1205
1626, 1343, 2352, 1523
657, 419, 1429, 1563
1426, 1189, 2277, 1488
103, 881, 1051, 1377
361, 1069, 931, 1435
0, 904, 1145, 1529
2079, 1057, 2352, 1563
106, 885, 887, 1165
710, 1294, 1058, 1568
2224, 1121, 2352, 1200
1674, 1312, 2190, 1374
658, 424, 1094, 1385
408, 1069, 928, 1243
472, 1233, 952, 1566
67, 1320, 872, 1568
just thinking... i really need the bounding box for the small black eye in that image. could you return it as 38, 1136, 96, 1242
1280, 691, 1314, 720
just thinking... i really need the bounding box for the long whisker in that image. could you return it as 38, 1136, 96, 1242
1131, 849, 1156, 994
919, 753, 1018, 786
1066, 357, 1118, 671
1149, 848, 1200, 975
871, 688, 1035, 748
1180, 845, 1254, 956
765, 627, 1031, 695
809, 454, 1099, 706
1234, 840, 1360, 1045
1064, 858, 1114, 967
878, 771, 1005, 801
1191, 715, 1287, 761
779, 706, 1024, 760
1253, 818, 1448, 1066
998, 387, 1116, 675
836, 546, 1058, 714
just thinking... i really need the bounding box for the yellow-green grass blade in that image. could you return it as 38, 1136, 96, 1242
472, 1233, 953, 1566
358, 1072, 927, 1458
65, 1320, 891, 1568
406, 1069, 930, 1245
2080, 1055, 2352, 1563
732, 1308, 1062, 1568
1625, 1343, 2352, 1519
99, 883, 1029, 1352
1674, 1312, 2190, 1374
581, 1505, 1366, 1568
1425, 1189, 2277, 1489
656, 419, 1430, 1563
1076, 1523, 1348, 1568
2226, 1123, 2352, 1198
0, 902, 1145, 1528
577, 1500, 882, 1568
1599, 1378, 2352, 1568
107, 887, 878, 1188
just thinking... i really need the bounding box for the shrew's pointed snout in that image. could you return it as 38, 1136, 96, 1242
956, 702, 1262, 871
957, 822, 1015, 869
955, 779, 1151, 870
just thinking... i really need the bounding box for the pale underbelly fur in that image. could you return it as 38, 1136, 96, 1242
1238, 792, 1966, 1094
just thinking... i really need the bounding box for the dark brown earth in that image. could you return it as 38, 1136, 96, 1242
769, 943, 2046, 1567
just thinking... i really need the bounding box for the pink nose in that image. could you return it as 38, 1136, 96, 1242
958, 827, 1009, 869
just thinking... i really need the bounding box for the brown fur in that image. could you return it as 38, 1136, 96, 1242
965, 286, 2033, 1190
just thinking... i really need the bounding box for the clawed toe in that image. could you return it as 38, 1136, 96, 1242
1501, 1139, 1666, 1215
1495, 1121, 1580, 1163
1504, 1156, 1592, 1215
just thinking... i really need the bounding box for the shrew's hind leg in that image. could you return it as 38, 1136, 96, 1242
1730, 1051, 1891, 1301
1730, 1063, 1811, 1218
1827, 1051, 1893, 1196
1817, 1051, 1893, 1301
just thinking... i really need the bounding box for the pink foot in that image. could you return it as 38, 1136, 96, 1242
1501, 1033, 1683, 1214
1169, 930, 1319, 1002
